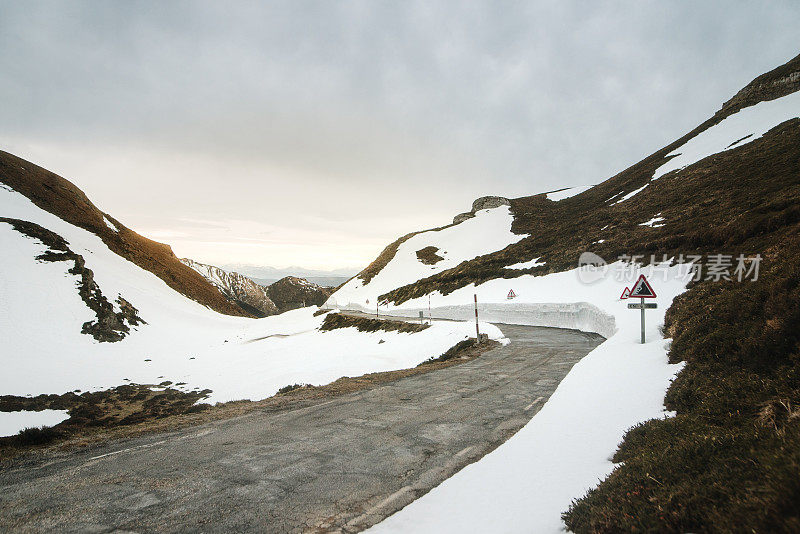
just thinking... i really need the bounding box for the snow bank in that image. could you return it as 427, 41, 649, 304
331, 206, 527, 309
0, 410, 70, 437
368, 262, 692, 533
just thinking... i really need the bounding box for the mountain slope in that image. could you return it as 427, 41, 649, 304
266, 276, 334, 312
0, 151, 249, 318
335, 53, 800, 532
182, 259, 334, 315
181, 258, 278, 317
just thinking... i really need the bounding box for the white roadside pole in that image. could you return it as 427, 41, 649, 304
474, 293, 480, 341
625, 274, 658, 344
428, 294, 432, 324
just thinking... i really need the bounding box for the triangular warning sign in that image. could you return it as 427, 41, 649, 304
507, 289, 516, 299
629, 274, 657, 298
620, 287, 630, 300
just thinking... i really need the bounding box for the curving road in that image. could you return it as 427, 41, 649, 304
0, 323, 603, 533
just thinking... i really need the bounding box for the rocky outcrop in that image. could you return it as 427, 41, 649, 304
718, 52, 800, 117
266, 276, 333, 312
452, 196, 511, 224
181, 259, 278, 317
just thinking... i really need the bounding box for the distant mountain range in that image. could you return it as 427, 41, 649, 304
218, 264, 357, 288
182, 259, 333, 317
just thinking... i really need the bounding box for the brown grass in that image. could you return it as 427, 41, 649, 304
416, 246, 444, 265
319, 312, 430, 333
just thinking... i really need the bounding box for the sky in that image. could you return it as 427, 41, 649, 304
1, 1, 798, 270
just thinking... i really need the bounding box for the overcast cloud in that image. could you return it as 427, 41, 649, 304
1, 1, 798, 269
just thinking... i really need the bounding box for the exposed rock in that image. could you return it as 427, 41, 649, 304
718, 52, 800, 117
452, 212, 474, 224
181, 259, 278, 317
471, 196, 511, 211
452, 196, 511, 224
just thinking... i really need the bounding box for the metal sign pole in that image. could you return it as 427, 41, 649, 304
640, 297, 645, 344
474, 294, 480, 340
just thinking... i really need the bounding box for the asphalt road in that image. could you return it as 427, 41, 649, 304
0, 323, 603, 533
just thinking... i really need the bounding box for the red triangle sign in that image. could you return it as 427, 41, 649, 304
507, 289, 516, 299
629, 274, 657, 298
620, 287, 630, 300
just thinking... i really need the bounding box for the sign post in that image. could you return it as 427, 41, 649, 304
626, 274, 657, 344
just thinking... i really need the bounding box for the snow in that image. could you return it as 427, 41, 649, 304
639, 215, 666, 228
329, 206, 527, 309
546, 185, 593, 202
606, 92, 800, 209
612, 182, 649, 204
0, 410, 70, 437
653, 90, 800, 180
505, 257, 545, 270
102, 215, 119, 232
367, 261, 692, 533
0, 187, 505, 414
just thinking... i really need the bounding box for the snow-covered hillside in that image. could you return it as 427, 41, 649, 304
0, 184, 504, 435
330, 205, 527, 309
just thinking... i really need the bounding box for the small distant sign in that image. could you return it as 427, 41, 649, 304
507, 289, 517, 300
620, 287, 630, 300
629, 274, 657, 298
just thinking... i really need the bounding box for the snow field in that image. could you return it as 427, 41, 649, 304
0, 187, 504, 412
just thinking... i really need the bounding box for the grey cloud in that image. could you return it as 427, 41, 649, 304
1, 0, 798, 267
